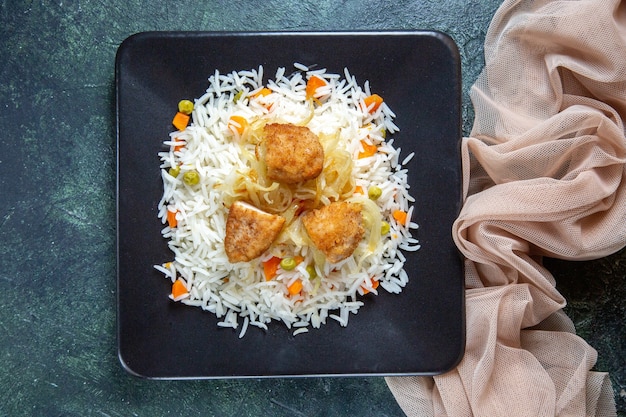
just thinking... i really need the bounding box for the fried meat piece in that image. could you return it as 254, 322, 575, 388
302, 202, 364, 263
263, 123, 324, 184
224, 201, 285, 263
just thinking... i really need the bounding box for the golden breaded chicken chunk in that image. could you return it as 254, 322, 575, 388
302, 202, 364, 263
224, 201, 285, 263
263, 123, 324, 184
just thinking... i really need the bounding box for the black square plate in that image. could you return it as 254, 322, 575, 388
116, 31, 464, 378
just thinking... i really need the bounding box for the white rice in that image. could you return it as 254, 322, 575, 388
156, 64, 419, 337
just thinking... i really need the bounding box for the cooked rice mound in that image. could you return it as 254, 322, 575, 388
156, 64, 420, 337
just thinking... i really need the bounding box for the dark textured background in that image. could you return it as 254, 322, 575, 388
0, 1, 623, 415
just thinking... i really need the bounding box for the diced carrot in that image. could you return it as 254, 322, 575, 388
358, 140, 378, 159
354, 185, 364, 194
288, 279, 303, 295
361, 278, 380, 295
305, 75, 327, 99
167, 209, 178, 228
228, 115, 248, 135
254, 87, 272, 97
172, 111, 190, 131
164, 262, 172, 269
172, 139, 185, 152
171, 279, 188, 299
393, 210, 408, 226
294, 256, 305, 265
363, 94, 383, 113
253, 87, 274, 110
263, 256, 282, 281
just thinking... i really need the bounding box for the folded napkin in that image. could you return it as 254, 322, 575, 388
387, 0, 626, 415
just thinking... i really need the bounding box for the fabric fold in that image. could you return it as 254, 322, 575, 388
386, 0, 626, 415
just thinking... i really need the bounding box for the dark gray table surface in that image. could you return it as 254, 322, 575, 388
1, 1, 624, 415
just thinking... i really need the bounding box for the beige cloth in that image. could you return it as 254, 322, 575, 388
386, 0, 626, 416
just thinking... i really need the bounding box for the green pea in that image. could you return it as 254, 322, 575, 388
178, 99, 194, 115
380, 221, 390, 235
368, 185, 382, 200
233, 90, 244, 103
168, 166, 180, 178
280, 257, 297, 271
183, 170, 200, 186
305, 265, 317, 279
